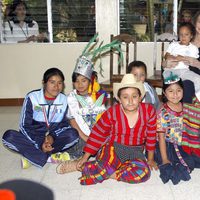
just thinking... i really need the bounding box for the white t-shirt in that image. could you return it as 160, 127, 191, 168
2, 20, 39, 43
166, 41, 199, 69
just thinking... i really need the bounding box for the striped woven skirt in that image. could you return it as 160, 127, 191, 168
80, 142, 150, 185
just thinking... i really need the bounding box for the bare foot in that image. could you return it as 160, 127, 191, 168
56, 160, 78, 174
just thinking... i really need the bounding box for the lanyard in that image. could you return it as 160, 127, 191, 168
18, 23, 29, 38
42, 105, 57, 135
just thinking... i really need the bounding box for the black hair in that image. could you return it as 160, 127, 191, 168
72, 71, 97, 82
9, 0, 34, 27
162, 79, 183, 103
178, 22, 196, 39
117, 87, 141, 99
127, 60, 147, 75
43, 68, 65, 84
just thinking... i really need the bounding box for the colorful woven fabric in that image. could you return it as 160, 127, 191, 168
80, 144, 121, 185
182, 102, 200, 157
174, 143, 190, 173
115, 159, 150, 183
80, 143, 150, 185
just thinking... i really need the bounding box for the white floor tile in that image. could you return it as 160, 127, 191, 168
0, 107, 200, 200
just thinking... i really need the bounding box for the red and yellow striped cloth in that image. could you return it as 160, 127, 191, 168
182, 98, 200, 157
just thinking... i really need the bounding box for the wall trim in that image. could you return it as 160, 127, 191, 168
0, 98, 24, 106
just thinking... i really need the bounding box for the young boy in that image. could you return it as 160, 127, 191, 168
127, 60, 160, 110
76, 74, 158, 185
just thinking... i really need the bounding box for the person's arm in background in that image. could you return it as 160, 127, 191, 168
165, 52, 186, 62
18, 21, 41, 43
2, 21, 17, 43
152, 86, 161, 110
186, 57, 200, 69
18, 35, 37, 43
184, 46, 200, 69
162, 58, 179, 69
145, 105, 158, 170
31, 21, 48, 42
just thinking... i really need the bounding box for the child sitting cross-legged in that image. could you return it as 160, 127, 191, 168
75, 74, 158, 185
155, 71, 194, 185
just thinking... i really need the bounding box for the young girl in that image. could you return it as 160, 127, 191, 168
155, 71, 193, 185
2, 68, 79, 168
127, 60, 160, 110
76, 74, 158, 185
56, 60, 107, 174
164, 22, 200, 101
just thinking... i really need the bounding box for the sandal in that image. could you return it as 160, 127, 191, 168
56, 160, 78, 174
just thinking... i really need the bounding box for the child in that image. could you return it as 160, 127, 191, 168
2, 68, 79, 168
56, 71, 106, 174
76, 74, 158, 185
155, 71, 193, 185
181, 10, 192, 23
164, 22, 200, 101
67, 71, 106, 143
56, 70, 107, 173
56, 33, 122, 174
127, 60, 160, 110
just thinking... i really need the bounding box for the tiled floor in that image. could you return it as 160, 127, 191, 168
1, 106, 200, 200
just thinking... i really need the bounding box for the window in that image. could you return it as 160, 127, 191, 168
52, 0, 95, 42
119, 0, 200, 42
0, 0, 95, 43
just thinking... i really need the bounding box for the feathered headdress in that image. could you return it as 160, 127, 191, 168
74, 33, 123, 79
163, 70, 180, 84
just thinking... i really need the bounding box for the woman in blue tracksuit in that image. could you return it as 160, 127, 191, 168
2, 68, 79, 168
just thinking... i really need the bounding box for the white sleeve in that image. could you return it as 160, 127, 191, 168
2, 21, 17, 43
191, 45, 199, 58
67, 107, 74, 119
66, 92, 77, 119
30, 21, 39, 36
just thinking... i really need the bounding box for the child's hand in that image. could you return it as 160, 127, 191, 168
45, 135, 54, 145
76, 157, 87, 171
162, 59, 179, 69
42, 136, 54, 153
184, 56, 199, 67
162, 159, 171, 165
176, 55, 187, 62
37, 32, 48, 42
76, 152, 90, 171
147, 160, 158, 170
